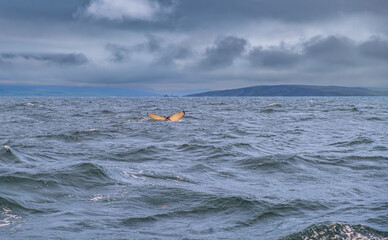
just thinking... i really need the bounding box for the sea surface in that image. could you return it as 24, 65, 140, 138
0, 97, 387, 239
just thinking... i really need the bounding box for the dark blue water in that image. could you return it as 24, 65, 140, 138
1, 97, 387, 239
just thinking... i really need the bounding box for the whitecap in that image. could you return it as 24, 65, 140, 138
90, 194, 105, 202
0, 208, 21, 227
267, 103, 282, 107
85, 129, 97, 132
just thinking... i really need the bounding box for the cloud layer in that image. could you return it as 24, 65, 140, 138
0, 0, 387, 89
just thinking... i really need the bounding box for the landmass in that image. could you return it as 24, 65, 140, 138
1, 84, 387, 97
186, 85, 388, 97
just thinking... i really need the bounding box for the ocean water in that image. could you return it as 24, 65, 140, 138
0, 97, 387, 240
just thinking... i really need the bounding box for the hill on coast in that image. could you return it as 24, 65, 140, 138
186, 85, 388, 97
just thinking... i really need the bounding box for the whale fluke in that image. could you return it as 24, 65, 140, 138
147, 113, 167, 121
167, 111, 185, 121
147, 111, 185, 121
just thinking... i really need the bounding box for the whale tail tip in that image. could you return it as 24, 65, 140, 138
147, 111, 185, 121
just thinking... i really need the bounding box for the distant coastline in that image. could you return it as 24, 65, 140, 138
0, 85, 210, 97
0, 85, 157, 97
1, 84, 388, 97
186, 85, 388, 97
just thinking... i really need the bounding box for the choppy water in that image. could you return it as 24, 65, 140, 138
0, 97, 387, 239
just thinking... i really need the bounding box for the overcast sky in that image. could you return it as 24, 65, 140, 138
0, 0, 387, 91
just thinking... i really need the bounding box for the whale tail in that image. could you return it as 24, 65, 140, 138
167, 111, 185, 121
147, 113, 167, 120
147, 111, 185, 121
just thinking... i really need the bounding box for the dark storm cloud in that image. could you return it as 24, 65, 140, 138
1, 53, 88, 66
248, 48, 300, 68
199, 36, 247, 70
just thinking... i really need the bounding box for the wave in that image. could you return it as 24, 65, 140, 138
282, 154, 388, 172
8, 101, 40, 108
237, 154, 304, 173
110, 145, 161, 162
205, 101, 228, 106
101, 109, 114, 114
123, 170, 192, 183
366, 117, 383, 121
298, 116, 315, 121
280, 223, 388, 240
177, 143, 222, 153
120, 188, 329, 227
333, 104, 360, 112
0, 174, 59, 189
260, 108, 285, 113
0, 145, 36, 165
267, 103, 282, 107
1, 162, 115, 189
0, 163, 113, 217
0, 195, 42, 214
237, 153, 388, 174
329, 136, 373, 147
121, 195, 266, 227
373, 146, 388, 151
36, 129, 110, 142
53, 162, 114, 188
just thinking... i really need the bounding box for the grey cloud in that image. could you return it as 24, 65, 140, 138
359, 38, 388, 60
248, 48, 300, 68
303, 36, 357, 66
106, 44, 131, 62
157, 46, 192, 66
81, 0, 386, 31
106, 34, 192, 66
1, 0, 386, 23
199, 36, 247, 70
246, 35, 388, 72
174, 0, 388, 28
137, 34, 164, 52
0, 0, 387, 34
1, 53, 88, 66
105, 34, 162, 63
